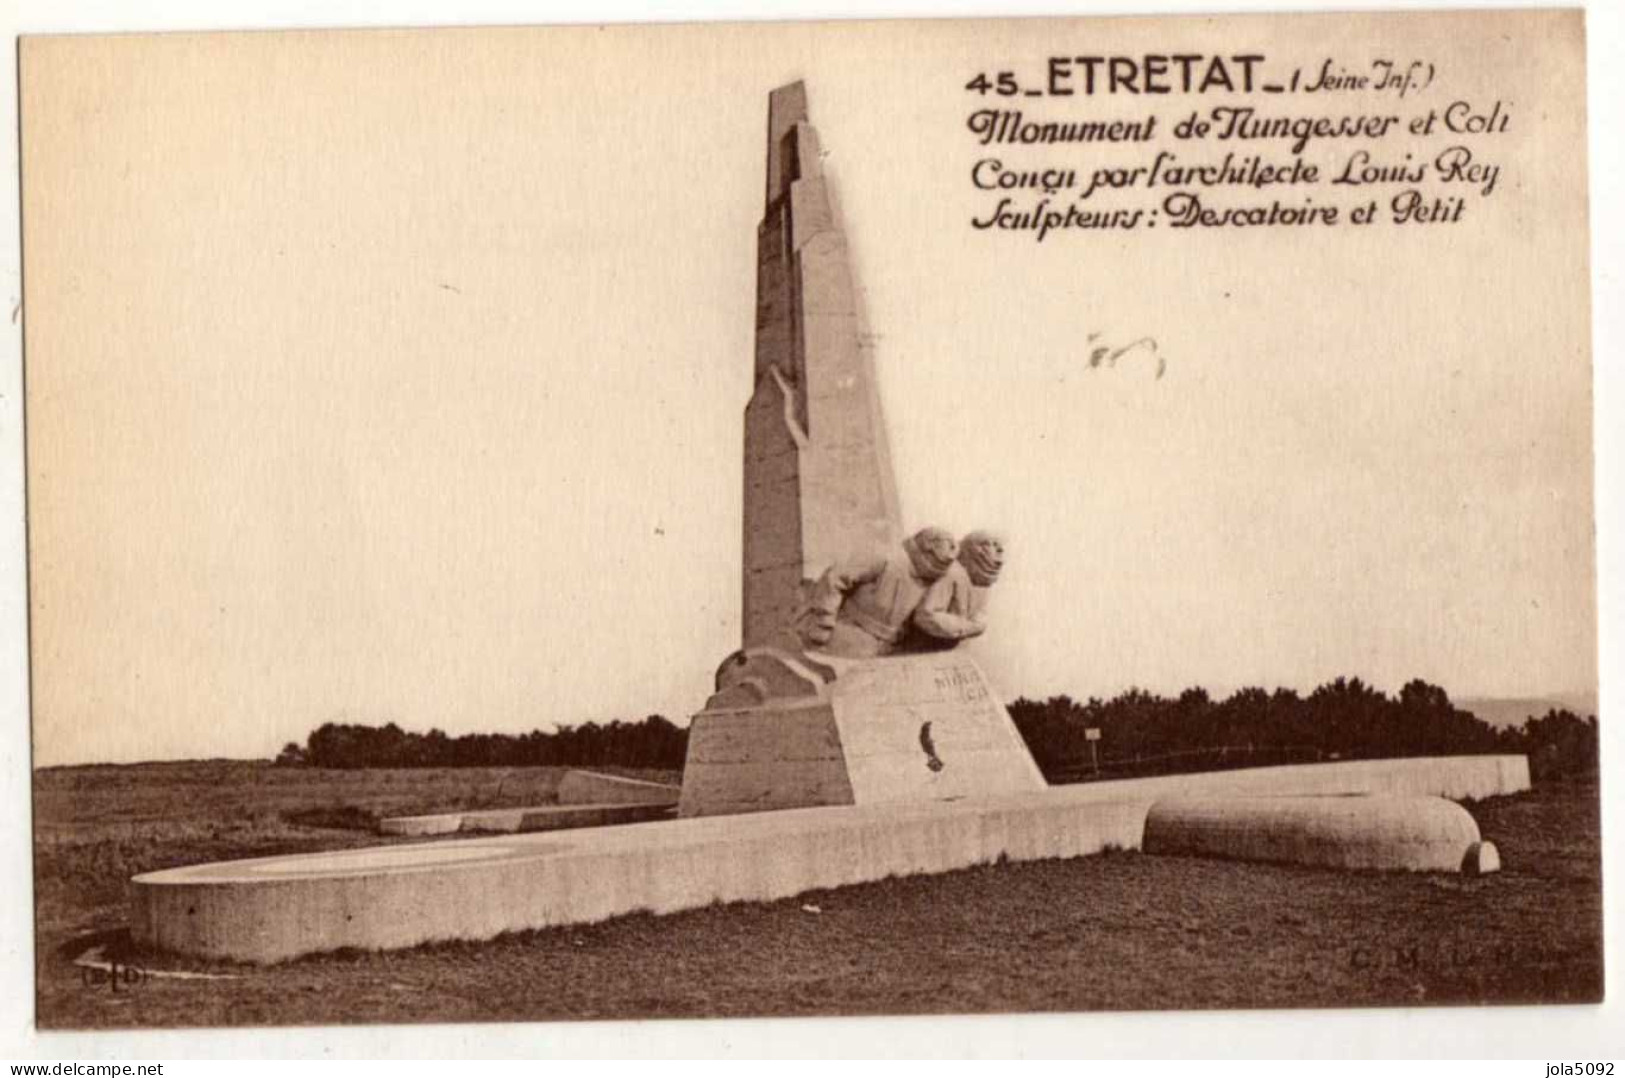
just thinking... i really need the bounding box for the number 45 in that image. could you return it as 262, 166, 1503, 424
965, 71, 1020, 96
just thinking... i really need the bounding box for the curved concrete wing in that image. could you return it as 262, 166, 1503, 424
1143, 794, 1497, 873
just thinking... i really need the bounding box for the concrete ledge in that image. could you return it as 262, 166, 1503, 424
458, 803, 674, 833
133, 755, 1528, 963
377, 813, 464, 837
134, 791, 1148, 963
1143, 795, 1494, 873
556, 770, 680, 807
378, 802, 673, 836
1056, 754, 1529, 804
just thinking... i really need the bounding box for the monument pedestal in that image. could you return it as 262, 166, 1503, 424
677, 648, 1047, 818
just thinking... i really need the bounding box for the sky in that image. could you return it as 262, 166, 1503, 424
20, 11, 1596, 765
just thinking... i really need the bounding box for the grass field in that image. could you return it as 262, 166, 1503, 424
32, 762, 1602, 1029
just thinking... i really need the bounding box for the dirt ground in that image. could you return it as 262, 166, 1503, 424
31, 763, 1602, 1029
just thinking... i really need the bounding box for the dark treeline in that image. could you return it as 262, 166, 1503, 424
277, 677, 1598, 783
1009, 677, 1598, 783
279, 714, 687, 770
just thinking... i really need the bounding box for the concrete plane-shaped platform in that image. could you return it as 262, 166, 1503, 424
132, 754, 1528, 963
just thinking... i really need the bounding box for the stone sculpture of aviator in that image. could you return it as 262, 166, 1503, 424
797, 526, 992, 658
903, 530, 1006, 652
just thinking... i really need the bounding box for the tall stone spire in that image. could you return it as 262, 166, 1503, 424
741, 81, 904, 649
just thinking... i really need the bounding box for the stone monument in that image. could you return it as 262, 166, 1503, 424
741, 80, 904, 651
125, 81, 1524, 963
678, 83, 1048, 818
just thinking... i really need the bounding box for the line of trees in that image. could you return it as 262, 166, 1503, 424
1008, 677, 1597, 783
275, 677, 1597, 783
277, 714, 687, 770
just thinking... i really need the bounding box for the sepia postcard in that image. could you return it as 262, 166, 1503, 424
15, 5, 1605, 1042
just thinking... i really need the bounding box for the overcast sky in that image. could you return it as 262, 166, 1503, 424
22, 12, 1595, 765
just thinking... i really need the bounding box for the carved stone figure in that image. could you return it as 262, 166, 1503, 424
955, 529, 1005, 626
797, 526, 963, 657
905, 530, 1005, 651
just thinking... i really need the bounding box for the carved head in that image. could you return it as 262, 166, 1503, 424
959, 530, 1006, 586
903, 526, 959, 580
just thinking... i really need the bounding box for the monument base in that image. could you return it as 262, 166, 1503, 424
131, 755, 1531, 963
677, 649, 1047, 818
